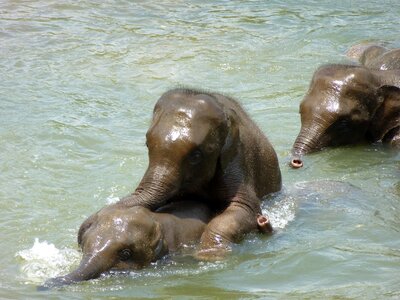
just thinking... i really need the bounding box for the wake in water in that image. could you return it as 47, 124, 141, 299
262, 189, 297, 230
15, 238, 81, 284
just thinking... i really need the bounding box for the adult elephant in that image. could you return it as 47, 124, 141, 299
290, 64, 400, 168
83, 88, 281, 258
346, 43, 400, 70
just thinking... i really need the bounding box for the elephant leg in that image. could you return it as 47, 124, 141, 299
196, 202, 259, 261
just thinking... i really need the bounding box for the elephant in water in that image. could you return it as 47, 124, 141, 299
346, 43, 400, 70
40, 201, 272, 288
82, 88, 281, 258
290, 64, 400, 168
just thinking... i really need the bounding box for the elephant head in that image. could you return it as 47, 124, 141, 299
346, 42, 386, 62
290, 64, 400, 168
346, 43, 400, 70
119, 89, 232, 209
41, 206, 168, 288
39, 200, 213, 289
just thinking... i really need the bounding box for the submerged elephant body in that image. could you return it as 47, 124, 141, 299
42, 201, 272, 288
83, 88, 281, 257
290, 64, 400, 168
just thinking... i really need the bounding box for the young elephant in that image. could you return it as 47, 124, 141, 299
82, 88, 281, 258
40, 201, 272, 288
290, 64, 400, 168
346, 43, 400, 70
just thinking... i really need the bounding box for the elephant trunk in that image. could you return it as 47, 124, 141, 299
290, 125, 324, 168
38, 253, 113, 290
118, 163, 180, 210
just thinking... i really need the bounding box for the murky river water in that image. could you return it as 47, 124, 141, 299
1, 1, 399, 299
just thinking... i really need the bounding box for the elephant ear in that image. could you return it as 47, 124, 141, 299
77, 212, 98, 247
219, 108, 240, 170
367, 85, 400, 142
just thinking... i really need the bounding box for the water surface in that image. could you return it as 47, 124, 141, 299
1, 1, 399, 299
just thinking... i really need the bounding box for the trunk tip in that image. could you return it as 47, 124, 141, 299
290, 158, 303, 169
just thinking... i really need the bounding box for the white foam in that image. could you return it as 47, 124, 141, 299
262, 195, 296, 230
15, 238, 80, 283
106, 196, 120, 205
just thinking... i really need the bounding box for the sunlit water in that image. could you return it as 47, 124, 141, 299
1, 1, 399, 299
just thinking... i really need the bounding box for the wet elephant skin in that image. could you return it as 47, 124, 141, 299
40, 201, 213, 289
82, 88, 281, 258
346, 43, 400, 70
290, 64, 400, 168
40, 201, 273, 288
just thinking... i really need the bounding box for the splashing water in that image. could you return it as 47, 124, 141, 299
15, 238, 80, 284
106, 195, 120, 205
262, 190, 297, 230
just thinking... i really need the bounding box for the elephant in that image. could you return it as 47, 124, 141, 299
40, 201, 273, 288
290, 64, 400, 168
82, 88, 281, 259
346, 43, 400, 70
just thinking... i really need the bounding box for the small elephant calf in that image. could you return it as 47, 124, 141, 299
40, 201, 272, 288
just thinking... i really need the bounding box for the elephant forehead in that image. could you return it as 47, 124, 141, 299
157, 91, 225, 120
150, 115, 219, 147
88, 216, 157, 246
331, 73, 356, 91
310, 67, 378, 107
96, 207, 153, 231
161, 108, 194, 143
323, 74, 356, 113
312, 69, 356, 93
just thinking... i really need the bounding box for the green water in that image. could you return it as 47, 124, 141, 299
1, 1, 399, 299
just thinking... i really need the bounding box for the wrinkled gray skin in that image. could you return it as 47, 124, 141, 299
41, 201, 212, 289
290, 64, 400, 168
346, 43, 400, 70
368, 85, 400, 148
82, 88, 281, 258
40, 202, 272, 289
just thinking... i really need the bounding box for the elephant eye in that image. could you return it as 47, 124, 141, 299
188, 149, 203, 165
119, 249, 133, 261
